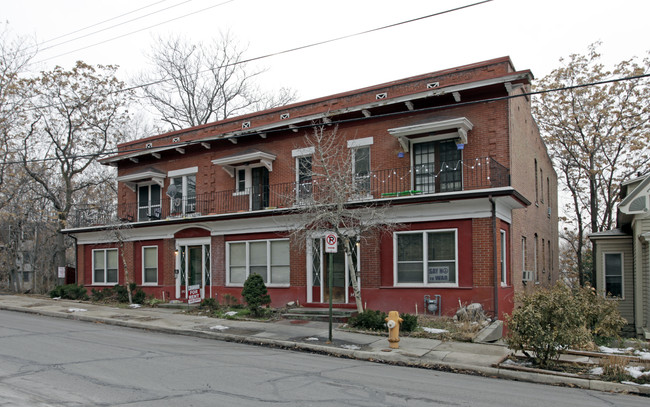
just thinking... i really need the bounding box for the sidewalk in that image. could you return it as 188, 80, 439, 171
1, 294, 648, 396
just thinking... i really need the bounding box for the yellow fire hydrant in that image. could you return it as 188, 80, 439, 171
385, 310, 403, 349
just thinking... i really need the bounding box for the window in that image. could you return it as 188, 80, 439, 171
500, 230, 507, 285
168, 167, 197, 216
547, 177, 550, 206
413, 140, 461, 193
142, 246, 158, 285
236, 169, 246, 193
227, 239, 290, 286
540, 168, 544, 203
522, 236, 527, 278
296, 156, 312, 200
352, 146, 371, 196
394, 229, 457, 285
93, 249, 118, 284
534, 159, 539, 204
534, 234, 538, 281
604, 253, 623, 298
138, 184, 161, 221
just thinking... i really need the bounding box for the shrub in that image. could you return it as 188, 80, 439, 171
222, 293, 240, 307
132, 288, 146, 304
401, 313, 418, 332
241, 274, 271, 316
348, 309, 387, 331
574, 284, 627, 340
200, 298, 218, 310
600, 355, 631, 382
506, 283, 591, 367
49, 284, 89, 300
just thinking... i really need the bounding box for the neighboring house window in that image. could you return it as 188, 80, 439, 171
604, 253, 623, 298
534, 159, 539, 204
168, 167, 197, 216
93, 249, 118, 285
142, 246, 158, 285
539, 168, 544, 203
227, 239, 290, 286
534, 234, 538, 282
546, 177, 550, 206
394, 229, 457, 285
352, 146, 371, 196
138, 184, 161, 221
500, 230, 507, 285
522, 236, 527, 280
413, 140, 461, 193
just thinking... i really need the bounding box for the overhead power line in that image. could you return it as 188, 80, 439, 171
7, 71, 649, 166
34, 0, 236, 64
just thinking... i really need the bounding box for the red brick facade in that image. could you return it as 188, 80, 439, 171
68, 57, 558, 320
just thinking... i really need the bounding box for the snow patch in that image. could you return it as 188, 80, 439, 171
128, 304, 141, 309
67, 308, 87, 312
209, 325, 229, 331
634, 350, 650, 360
341, 344, 361, 350
589, 367, 604, 375
224, 311, 238, 316
305, 337, 319, 341
625, 366, 650, 379
423, 327, 449, 334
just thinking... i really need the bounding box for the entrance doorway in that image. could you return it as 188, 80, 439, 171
175, 239, 211, 300
307, 237, 358, 304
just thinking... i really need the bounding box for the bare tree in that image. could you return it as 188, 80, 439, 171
288, 125, 393, 313
0, 24, 35, 210
15, 62, 133, 284
533, 43, 650, 285
136, 32, 297, 131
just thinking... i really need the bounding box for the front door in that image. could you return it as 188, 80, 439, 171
307, 237, 358, 304
175, 240, 211, 301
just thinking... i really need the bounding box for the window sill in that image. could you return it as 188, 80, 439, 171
91, 283, 119, 286
142, 283, 158, 286
226, 284, 290, 288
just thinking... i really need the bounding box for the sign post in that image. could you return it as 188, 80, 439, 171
325, 233, 337, 342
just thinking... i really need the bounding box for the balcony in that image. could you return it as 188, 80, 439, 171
68, 157, 508, 228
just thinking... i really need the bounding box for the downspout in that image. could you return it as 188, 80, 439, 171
489, 196, 499, 320
70, 234, 79, 285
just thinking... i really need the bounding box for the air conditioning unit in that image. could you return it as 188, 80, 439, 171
522, 270, 533, 282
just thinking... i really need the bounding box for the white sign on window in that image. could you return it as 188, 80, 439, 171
58, 267, 66, 278
428, 266, 449, 283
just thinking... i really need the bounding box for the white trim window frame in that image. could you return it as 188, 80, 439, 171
293, 147, 314, 203
168, 167, 198, 216
393, 228, 458, 287
137, 182, 162, 221
92, 248, 118, 285
226, 239, 290, 287
142, 246, 158, 286
603, 252, 624, 299
500, 229, 507, 286
348, 138, 373, 199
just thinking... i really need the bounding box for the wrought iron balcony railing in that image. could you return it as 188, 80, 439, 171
68, 157, 508, 228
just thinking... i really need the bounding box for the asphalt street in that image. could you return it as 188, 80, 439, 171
1, 310, 648, 407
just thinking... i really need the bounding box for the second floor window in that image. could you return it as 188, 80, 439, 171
138, 184, 161, 221
297, 155, 312, 200
413, 140, 462, 193
170, 174, 196, 216
352, 146, 371, 196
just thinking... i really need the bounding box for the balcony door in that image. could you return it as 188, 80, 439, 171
138, 184, 161, 221
413, 139, 462, 193
251, 167, 269, 210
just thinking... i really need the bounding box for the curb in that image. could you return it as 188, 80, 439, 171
2, 303, 649, 396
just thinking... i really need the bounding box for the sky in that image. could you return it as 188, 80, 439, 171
3, 0, 650, 103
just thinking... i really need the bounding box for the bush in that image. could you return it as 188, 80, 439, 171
348, 309, 387, 331
506, 282, 626, 368
241, 274, 271, 316
200, 298, 218, 310
89, 284, 145, 304
401, 313, 418, 333
49, 284, 89, 300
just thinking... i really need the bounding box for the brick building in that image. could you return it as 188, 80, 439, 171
65, 57, 558, 319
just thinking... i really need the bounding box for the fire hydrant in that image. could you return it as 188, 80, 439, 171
385, 310, 403, 349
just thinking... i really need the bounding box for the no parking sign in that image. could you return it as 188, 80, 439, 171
325, 233, 338, 253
